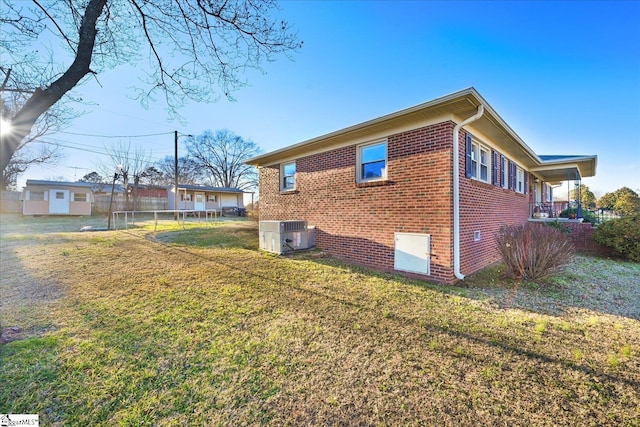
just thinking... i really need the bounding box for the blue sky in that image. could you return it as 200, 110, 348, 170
19, 0, 640, 198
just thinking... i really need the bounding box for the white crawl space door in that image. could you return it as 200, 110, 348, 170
394, 232, 430, 275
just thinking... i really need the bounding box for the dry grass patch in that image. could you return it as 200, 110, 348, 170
1, 216, 639, 426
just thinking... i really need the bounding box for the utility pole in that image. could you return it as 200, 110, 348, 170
174, 130, 179, 220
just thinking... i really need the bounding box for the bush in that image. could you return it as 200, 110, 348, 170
580, 210, 599, 224
496, 223, 574, 280
559, 208, 577, 219
593, 216, 640, 262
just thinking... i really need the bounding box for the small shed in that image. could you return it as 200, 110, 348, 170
21, 180, 95, 216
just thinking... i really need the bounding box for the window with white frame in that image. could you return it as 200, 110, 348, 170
73, 193, 87, 202
280, 161, 296, 191
471, 141, 491, 184
545, 184, 552, 202
29, 191, 45, 201
516, 166, 525, 193
358, 140, 387, 182
501, 156, 508, 189
208, 195, 216, 202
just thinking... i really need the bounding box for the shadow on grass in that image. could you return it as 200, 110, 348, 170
151, 223, 259, 250
0, 213, 109, 237
141, 219, 640, 320
123, 229, 639, 391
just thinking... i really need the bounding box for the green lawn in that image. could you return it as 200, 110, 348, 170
1, 215, 638, 426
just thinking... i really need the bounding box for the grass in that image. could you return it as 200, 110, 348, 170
1, 214, 639, 426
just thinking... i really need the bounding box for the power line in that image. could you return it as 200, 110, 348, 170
38, 137, 175, 163
58, 130, 174, 138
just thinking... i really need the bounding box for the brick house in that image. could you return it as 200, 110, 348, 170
246, 88, 597, 283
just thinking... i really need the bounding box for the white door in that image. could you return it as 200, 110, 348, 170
49, 189, 70, 214
194, 193, 206, 211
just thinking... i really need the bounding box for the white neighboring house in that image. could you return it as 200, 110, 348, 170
167, 184, 245, 213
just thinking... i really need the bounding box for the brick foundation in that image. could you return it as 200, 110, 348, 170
562, 221, 612, 255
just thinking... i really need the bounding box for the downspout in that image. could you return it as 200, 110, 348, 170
453, 105, 484, 280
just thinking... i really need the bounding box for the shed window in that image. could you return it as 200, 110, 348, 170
73, 193, 87, 202
358, 140, 387, 182
30, 191, 45, 201
208, 195, 216, 202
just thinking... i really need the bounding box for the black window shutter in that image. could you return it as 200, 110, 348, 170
464, 133, 473, 178
492, 151, 499, 186
509, 161, 515, 190
524, 171, 528, 194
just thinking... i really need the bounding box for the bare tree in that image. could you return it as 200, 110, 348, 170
155, 155, 203, 186
97, 141, 151, 210
0, 0, 301, 178
1, 143, 62, 190
186, 129, 259, 191
0, 91, 73, 189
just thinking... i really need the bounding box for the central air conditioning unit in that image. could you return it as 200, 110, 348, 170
259, 220, 310, 254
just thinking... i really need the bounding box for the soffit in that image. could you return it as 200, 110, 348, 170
530, 156, 597, 183
245, 88, 597, 184
247, 88, 483, 166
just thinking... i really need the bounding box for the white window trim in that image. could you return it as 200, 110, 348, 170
470, 140, 492, 184
356, 139, 388, 183
501, 156, 508, 189
28, 190, 46, 201
73, 192, 88, 202
280, 161, 296, 191
516, 166, 525, 194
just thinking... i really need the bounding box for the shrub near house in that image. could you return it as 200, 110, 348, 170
594, 216, 640, 262
496, 223, 574, 281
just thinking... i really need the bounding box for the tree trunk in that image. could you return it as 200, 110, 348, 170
0, 0, 108, 174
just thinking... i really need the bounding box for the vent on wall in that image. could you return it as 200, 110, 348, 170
259, 220, 306, 233
259, 221, 310, 254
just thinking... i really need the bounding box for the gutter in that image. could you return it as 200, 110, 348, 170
452, 105, 484, 281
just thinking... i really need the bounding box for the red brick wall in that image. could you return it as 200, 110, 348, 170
563, 221, 605, 254
259, 122, 533, 283
259, 121, 456, 282
457, 130, 531, 277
